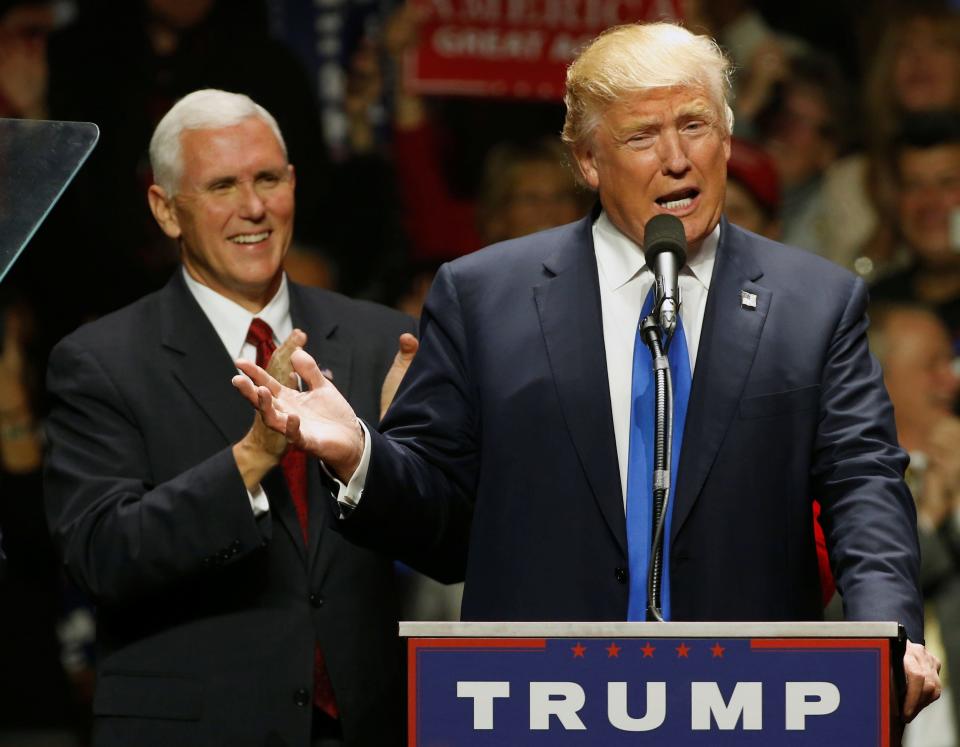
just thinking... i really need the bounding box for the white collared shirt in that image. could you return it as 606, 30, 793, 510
593, 212, 719, 506
182, 268, 293, 514
182, 269, 293, 363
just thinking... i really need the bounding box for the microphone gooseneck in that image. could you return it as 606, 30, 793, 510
640, 213, 689, 622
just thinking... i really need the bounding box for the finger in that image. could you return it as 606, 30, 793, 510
398, 332, 419, 357
256, 386, 289, 434
236, 359, 283, 396
285, 413, 304, 448
902, 672, 922, 721
232, 374, 261, 407
291, 348, 330, 391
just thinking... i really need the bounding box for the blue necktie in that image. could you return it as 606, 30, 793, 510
625, 287, 692, 621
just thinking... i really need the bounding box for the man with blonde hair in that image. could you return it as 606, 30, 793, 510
236, 23, 939, 722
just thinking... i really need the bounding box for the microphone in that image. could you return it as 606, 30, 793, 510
643, 214, 687, 336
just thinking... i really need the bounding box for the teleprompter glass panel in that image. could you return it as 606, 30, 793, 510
0, 119, 99, 283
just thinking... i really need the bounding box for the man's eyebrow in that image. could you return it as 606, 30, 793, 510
676, 100, 718, 120
202, 174, 237, 188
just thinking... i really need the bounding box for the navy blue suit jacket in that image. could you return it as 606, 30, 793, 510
344, 215, 923, 641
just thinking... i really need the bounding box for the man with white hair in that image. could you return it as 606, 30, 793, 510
235, 24, 941, 721
44, 89, 414, 746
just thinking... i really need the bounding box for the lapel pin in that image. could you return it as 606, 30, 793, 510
740, 290, 758, 310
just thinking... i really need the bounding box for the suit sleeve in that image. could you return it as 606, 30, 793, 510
335, 264, 473, 583
44, 337, 270, 606
812, 276, 924, 641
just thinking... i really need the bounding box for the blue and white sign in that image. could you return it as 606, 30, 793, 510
407, 631, 892, 746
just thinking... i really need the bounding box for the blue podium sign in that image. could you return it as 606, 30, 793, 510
404, 622, 896, 747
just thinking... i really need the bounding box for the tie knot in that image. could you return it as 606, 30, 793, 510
246, 318, 277, 367
246, 318, 275, 348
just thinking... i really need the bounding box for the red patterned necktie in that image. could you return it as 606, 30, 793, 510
245, 317, 339, 719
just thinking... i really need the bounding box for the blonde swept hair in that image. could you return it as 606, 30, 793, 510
561, 22, 734, 148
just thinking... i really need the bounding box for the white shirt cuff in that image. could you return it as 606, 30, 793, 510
329, 419, 371, 512
248, 485, 270, 516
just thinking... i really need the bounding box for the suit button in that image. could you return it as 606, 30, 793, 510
615, 567, 628, 584
294, 687, 310, 707
309, 593, 323, 607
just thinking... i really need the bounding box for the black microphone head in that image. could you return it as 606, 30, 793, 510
643, 214, 688, 268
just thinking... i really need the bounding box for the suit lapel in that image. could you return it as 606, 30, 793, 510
534, 215, 627, 556
160, 273, 253, 443
671, 221, 770, 541
161, 272, 307, 564
289, 284, 353, 403
288, 284, 350, 576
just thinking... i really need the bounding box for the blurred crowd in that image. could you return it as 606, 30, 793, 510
2, 0, 960, 744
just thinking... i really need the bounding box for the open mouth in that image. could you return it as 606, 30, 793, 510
656, 188, 699, 211
229, 231, 271, 245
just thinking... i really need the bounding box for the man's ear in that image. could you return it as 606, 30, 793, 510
572, 142, 600, 191
147, 185, 182, 239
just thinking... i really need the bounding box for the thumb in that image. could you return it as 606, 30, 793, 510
267, 328, 307, 377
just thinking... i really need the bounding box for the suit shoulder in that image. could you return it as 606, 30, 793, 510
728, 223, 858, 290
294, 285, 415, 336
52, 287, 165, 359
446, 220, 584, 279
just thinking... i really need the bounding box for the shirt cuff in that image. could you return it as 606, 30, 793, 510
248, 485, 270, 516
326, 419, 371, 512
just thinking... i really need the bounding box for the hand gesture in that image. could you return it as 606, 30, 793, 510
234, 348, 364, 481
232, 330, 306, 490
380, 332, 419, 420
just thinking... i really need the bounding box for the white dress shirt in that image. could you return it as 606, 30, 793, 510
337, 214, 721, 511
593, 212, 718, 505
182, 268, 293, 514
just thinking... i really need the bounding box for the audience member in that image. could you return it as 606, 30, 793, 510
755, 50, 852, 257
870, 303, 960, 744
821, 5, 960, 278
870, 111, 960, 355
0, 293, 80, 745
382, 2, 577, 260
724, 136, 781, 239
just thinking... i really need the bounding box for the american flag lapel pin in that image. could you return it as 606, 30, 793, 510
740, 290, 758, 310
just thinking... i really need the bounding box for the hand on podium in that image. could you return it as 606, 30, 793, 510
902, 639, 941, 721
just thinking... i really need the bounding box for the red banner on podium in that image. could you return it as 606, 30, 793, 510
404, 0, 684, 100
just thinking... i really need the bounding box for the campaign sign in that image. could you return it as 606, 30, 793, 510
408, 636, 890, 746
405, 0, 684, 100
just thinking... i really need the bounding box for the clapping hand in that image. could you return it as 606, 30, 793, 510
233, 349, 365, 482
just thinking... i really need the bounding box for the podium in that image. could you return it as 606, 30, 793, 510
401, 621, 905, 746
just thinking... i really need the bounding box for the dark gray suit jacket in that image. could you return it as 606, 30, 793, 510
45, 272, 414, 747
341, 215, 924, 641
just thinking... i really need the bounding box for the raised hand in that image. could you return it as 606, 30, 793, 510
232, 329, 307, 490
234, 348, 365, 481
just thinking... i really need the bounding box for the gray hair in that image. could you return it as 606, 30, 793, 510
149, 89, 287, 196
562, 22, 734, 148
